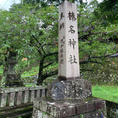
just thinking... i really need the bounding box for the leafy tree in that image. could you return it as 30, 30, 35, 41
94, 0, 118, 24
23, 0, 84, 6
0, 4, 59, 85
0, 10, 28, 86
0, 0, 117, 86
78, 1, 118, 84
27, 6, 59, 84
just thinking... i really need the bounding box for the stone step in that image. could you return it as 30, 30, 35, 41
0, 104, 32, 118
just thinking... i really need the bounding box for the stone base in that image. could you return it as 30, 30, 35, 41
6, 74, 24, 87
32, 97, 107, 118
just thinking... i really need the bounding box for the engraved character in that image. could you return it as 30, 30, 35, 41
60, 59, 64, 64
60, 12, 64, 20
69, 25, 75, 33
69, 55, 77, 64
68, 39, 76, 49
60, 48, 63, 53
60, 23, 64, 30
68, 11, 76, 21
60, 37, 65, 48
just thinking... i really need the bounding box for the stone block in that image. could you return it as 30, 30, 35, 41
33, 97, 107, 118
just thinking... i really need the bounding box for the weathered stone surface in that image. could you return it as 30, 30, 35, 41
30, 90, 35, 102
23, 90, 29, 103
16, 91, 23, 105
51, 79, 91, 100
8, 92, 15, 106
51, 81, 66, 100
0, 87, 46, 93
0, 87, 47, 107
6, 74, 23, 87
5, 51, 24, 87
58, 0, 80, 79
42, 89, 46, 97
33, 98, 107, 118
0, 93, 7, 107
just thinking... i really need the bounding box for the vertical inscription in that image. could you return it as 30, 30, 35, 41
59, 11, 65, 64
60, 36, 65, 64
59, 1, 80, 78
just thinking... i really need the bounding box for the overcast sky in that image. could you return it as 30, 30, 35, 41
0, 0, 103, 10
0, 0, 21, 10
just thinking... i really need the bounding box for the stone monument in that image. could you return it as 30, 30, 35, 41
5, 51, 23, 87
51, 0, 91, 101
32, 0, 107, 118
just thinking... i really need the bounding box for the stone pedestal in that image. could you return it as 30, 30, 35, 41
33, 97, 106, 118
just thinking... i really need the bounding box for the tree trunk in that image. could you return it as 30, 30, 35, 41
37, 57, 44, 85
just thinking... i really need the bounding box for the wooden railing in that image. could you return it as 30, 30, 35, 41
0, 87, 47, 108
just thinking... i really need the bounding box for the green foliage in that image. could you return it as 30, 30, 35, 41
0, 4, 58, 74
78, 3, 117, 59
0, 0, 117, 85
22, 66, 39, 77
0, 66, 3, 76
94, 0, 118, 24
92, 85, 118, 103
23, 0, 84, 6
77, 1, 118, 84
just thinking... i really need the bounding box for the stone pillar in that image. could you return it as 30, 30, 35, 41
58, 0, 80, 80
51, 0, 91, 101
32, 1, 107, 118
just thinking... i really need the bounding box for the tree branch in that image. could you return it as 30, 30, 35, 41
43, 62, 54, 68
43, 70, 58, 79
31, 34, 46, 55
80, 60, 102, 65
90, 53, 118, 59
44, 52, 58, 58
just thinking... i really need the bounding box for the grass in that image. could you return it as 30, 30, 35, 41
0, 66, 3, 76
21, 66, 39, 77
92, 85, 118, 103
